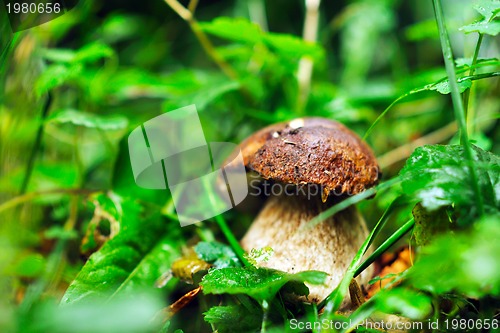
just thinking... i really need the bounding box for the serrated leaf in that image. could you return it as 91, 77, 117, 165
47, 109, 128, 131
199, 17, 263, 44
194, 241, 241, 268
61, 198, 182, 304
400, 144, 499, 225
200, 267, 327, 302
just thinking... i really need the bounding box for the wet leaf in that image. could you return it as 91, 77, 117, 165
194, 241, 241, 268
400, 144, 499, 224
204, 305, 262, 333
200, 267, 327, 302
61, 198, 182, 304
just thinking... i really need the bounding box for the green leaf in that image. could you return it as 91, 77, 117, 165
47, 109, 129, 131
35, 64, 83, 97
199, 17, 263, 44
200, 267, 327, 302
427, 78, 472, 94
61, 198, 183, 304
375, 288, 433, 319
472, 0, 500, 21
24, 295, 163, 333
194, 241, 241, 268
73, 42, 115, 63
412, 203, 451, 246
199, 17, 323, 61
460, 20, 500, 35
459, 0, 500, 36
409, 216, 500, 298
263, 33, 324, 60
400, 144, 499, 224
9, 253, 46, 278
41, 43, 115, 64
204, 305, 262, 333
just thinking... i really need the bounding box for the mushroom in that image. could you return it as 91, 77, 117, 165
226, 117, 380, 304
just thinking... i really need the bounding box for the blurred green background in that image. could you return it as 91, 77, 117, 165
0, 0, 499, 332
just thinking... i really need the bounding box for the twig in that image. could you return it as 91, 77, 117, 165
163, 0, 238, 80
296, 0, 321, 114
0, 188, 95, 213
248, 0, 268, 32
187, 0, 199, 14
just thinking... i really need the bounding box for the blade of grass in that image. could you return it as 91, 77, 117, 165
464, 33, 483, 134
20, 93, 52, 194
203, 178, 250, 268
319, 196, 403, 314
363, 71, 499, 140
432, 0, 484, 216
300, 176, 401, 232
354, 218, 415, 278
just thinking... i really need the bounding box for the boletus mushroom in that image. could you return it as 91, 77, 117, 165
228, 117, 380, 304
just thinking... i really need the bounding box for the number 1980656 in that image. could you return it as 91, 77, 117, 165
6, 2, 61, 14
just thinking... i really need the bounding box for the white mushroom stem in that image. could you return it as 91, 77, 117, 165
241, 193, 373, 305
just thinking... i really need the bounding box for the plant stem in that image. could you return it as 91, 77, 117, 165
463, 33, 483, 134
296, 0, 321, 115
163, 0, 237, 80
0, 188, 94, 213
202, 178, 251, 267
214, 214, 251, 267
20, 93, 52, 194
261, 299, 270, 333
354, 218, 415, 278
319, 197, 403, 314
363, 70, 500, 141
432, 0, 484, 215
302, 177, 401, 231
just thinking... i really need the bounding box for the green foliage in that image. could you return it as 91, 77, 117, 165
460, 0, 500, 35
409, 216, 500, 298
201, 267, 327, 302
400, 144, 499, 224
373, 288, 433, 319
204, 305, 262, 333
427, 78, 472, 94
194, 241, 241, 268
200, 17, 323, 60
62, 197, 182, 304
1, 0, 499, 332
47, 109, 129, 131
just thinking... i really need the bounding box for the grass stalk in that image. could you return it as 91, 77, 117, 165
354, 218, 415, 278
432, 0, 484, 216
463, 33, 484, 134
19, 93, 52, 194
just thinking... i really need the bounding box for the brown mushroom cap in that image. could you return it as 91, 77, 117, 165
231, 117, 380, 198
